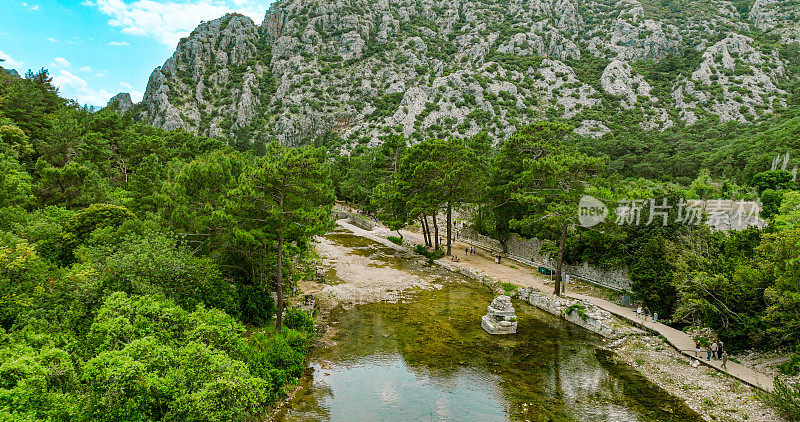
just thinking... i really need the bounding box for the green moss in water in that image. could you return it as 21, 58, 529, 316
279, 284, 703, 422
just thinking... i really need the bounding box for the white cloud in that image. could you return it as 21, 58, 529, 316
108, 40, 130, 46
52, 70, 113, 106
53, 57, 72, 68
46, 37, 58, 43
84, 0, 268, 47
22, 3, 40, 11
0, 51, 24, 69
95, 70, 107, 77
79, 65, 92, 72
119, 82, 143, 102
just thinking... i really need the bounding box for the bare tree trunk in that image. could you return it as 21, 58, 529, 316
446, 202, 452, 256
276, 233, 285, 330
420, 215, 429, 246
554, 223, 567, 296
433, 211, 440, 250
423, 215, 431, 247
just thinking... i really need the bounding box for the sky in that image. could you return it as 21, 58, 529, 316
0, 0, 276, 107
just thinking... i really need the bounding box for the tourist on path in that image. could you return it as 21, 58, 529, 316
722, 351, 728, 369
653, 312, 658, 323
644, 306, 650, 320
695, 340, 702, 357
718, 340, 724, 357
711, 341, 719, 360
636, 306, 642, 319
707, 344, 712, 361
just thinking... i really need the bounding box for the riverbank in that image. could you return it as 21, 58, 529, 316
285, 227, 710, 421
342, 219, 786, 422
614, 336, 785, 422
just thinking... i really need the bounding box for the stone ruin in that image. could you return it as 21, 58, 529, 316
481, 295, 517, 335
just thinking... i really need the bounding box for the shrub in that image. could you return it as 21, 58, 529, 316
237, 284, 276, 326
387, 236, 403, 245
414, 245, 444, 261
565, 303, 588, 321
283, 308, 315, 335
778, 353, 800, 376
764, 377, 800, 421
501, 282, 518, 294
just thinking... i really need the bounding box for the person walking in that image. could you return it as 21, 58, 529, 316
636, 306, 642, 319
695, 340, 702, 357
653, 311, 658, 323
718, 340, 724, 357
706, 343, 712, 361
721, 351, 728, 369
644, 306, 650, 320
711, 341, 719, 360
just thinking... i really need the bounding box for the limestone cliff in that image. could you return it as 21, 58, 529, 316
138, 0, 800, 144
106, 92, 134, 114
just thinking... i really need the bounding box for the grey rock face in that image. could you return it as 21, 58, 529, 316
106, 92, 133, 114
138, 0, 798, 145
140, 13, 269, 138
750, 0, 800, 42
1, 66, 20, 78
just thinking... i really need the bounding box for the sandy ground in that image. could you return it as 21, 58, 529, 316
298, 227, 448, 314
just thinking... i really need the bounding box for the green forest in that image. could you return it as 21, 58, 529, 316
2, 64, 800, 419
0, 70, 328, 421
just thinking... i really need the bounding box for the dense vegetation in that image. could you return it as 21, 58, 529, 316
331, 115, 800, 418
334, 116, 800, 352
4, 56, 800, 417
0, 70, 327, 421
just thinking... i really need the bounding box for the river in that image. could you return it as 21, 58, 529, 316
275, 229, 702, 421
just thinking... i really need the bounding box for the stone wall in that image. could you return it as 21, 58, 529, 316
460, 226, 632, 292
331, 210, 375, 231
516, 288, 637, 339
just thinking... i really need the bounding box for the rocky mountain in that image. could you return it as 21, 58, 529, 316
1, 66, 20, 78
135, 0, 800, 146
106, 92, 134, 114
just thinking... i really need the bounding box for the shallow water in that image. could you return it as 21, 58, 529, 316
279, 232, 702, 422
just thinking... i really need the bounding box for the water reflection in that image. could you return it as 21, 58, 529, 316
278, 284, 702, 422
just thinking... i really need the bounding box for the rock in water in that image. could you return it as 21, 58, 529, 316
481, 295, 517, 335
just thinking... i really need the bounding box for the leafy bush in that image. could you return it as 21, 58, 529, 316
501, 282, 518, 294
565, 303, 588, 321
237, 284, 276, 325
779, 352, 800, 376
387, 235, 403, 245
0, 292, 310, 422
284, 308, 315, 334
414, 244, 444, 261
764, 377, 800, 421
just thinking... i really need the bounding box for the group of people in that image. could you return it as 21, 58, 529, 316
464, 246, 476, 256
695, 339, 729, 369
635, 305, 658, 323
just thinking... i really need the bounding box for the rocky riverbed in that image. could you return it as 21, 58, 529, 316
290, 222, 786, 421
611, 336, 786, 422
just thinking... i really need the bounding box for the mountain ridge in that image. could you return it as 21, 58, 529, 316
125, 0, 800, 146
